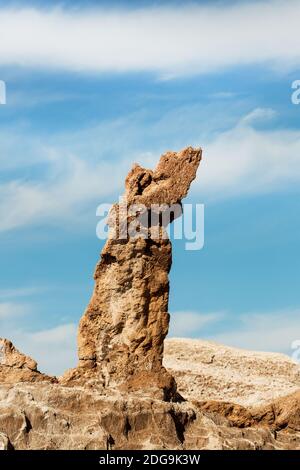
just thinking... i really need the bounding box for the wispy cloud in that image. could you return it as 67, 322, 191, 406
1, 323, 77, 376
0, 286, 41, 299
0, 284, 77, 375
0, 301, 29, 319
198, 108, 300, 199
1, 106, 300, 232
169, 308, 300, 356
168, 310, 223, 337
0, 154, 124, 231
0, 125, 130, 231
213, 309, 300, 354
239, 107, 278, 126
24, 323, 78, 375
0, 1, 299, 76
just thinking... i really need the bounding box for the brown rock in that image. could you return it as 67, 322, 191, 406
0, 432, 11, 450
164, 338, 300, 406
0, 382, 299, 450
1, 147, 299, 450
0, 334, 299, 449
0, 338, 54, 384
71, 147, 202, 398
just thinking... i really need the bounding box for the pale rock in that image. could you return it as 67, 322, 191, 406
0, 338, 54, 384
68, 147, 202, 399
0, 147, 299, 450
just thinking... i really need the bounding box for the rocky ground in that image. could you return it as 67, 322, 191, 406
0, 337, 299, 450
0, 148, 299, 450
164, 338, 300, 407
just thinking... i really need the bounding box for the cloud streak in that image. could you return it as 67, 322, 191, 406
0, 1, 299, 76
0, 302, 29, 319
213, 309, 300, 355
198, 108, 300, 199
1, 106, 300, 232
169, 308, 300, 357
2, 323, 77, 375
0, 286, 41, 299
0, 123, 131, 231
168, 310, 223, 337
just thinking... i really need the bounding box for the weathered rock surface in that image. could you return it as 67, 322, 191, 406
0, 147, 299, 450
0, 379, 299, 450
68, 147, 202, 398
164, 338, 300, 407
0, 335, 299, 449
0, 338, 54, 384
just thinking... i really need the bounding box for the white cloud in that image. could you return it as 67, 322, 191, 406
0, 126, 130, 232
0, 286, 77, 375
25, 323, 78, 375
2, 323, 77, 376
1, 106, 300, 232
168, 311, 223, 337
8, 89, 84, 108
0, 302, 29, 319
0, 286, 41, 299
169, 308, 300, 356
239, 107, 278, 126
198, 108, 300, 199
212, 309, 300, 354
0, 1, 299, 76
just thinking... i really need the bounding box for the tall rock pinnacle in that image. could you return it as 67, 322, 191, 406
72, 147, 201, 399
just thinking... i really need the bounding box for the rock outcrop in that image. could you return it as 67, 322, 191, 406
0, 147, 299, 450
164, 338, 300, 407
0, 379, 299, 450
0, 338, 54, 384
66, 147, 202, 399
0, 335, 299, 450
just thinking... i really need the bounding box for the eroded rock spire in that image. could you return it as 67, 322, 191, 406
73, 147, 202, 398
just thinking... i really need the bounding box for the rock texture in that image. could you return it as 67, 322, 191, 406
164, 338, 300, 407
0, 147, 299, 450
0, 378, 299, 450
69, 147, 202, 398
0, 336, 299, 449
0, 338, 54, 384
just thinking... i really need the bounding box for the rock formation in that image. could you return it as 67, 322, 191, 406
164, 338, 300, 407
67, 147, 202, 399
0, 146, 299, 450
0, 343, 299, 449
0, 338, 54, 384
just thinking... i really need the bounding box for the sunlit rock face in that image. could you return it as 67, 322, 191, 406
75, 147, 202, 399
0, 338, 55, 384
2, 147, 299, 450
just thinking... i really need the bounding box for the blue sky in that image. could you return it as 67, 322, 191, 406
0, 0, 300, 374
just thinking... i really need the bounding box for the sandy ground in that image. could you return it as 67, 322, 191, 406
164, 338, 300, 406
